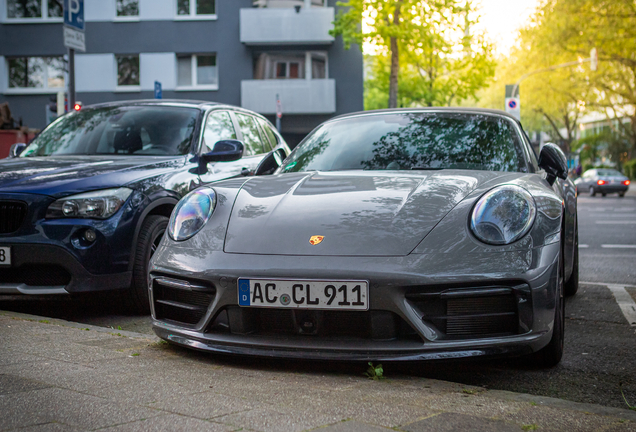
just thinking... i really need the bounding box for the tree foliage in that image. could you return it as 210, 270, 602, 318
332, 0, 495, 109
531, 0, 636, 155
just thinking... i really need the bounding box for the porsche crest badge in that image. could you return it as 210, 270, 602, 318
309, 235, 324, 245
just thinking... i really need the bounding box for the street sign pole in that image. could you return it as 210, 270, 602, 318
68, 48, 75, 109
275, 94, 282, 132
63, 0, 85, 112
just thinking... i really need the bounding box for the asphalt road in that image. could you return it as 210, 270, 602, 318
1, 187, 635, 411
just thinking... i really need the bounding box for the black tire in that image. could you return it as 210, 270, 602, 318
127, 215, 168, 314
533, 251, 565, 367
589, 186, 596, 196
619, 192, 625, 198
564, 221, 579, 297
601, 192, 606, 197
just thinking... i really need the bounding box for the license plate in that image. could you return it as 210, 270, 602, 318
238, 278, 369, 310
0, 246, 11, 266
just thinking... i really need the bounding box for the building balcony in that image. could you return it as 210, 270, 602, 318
240, 3, 335, 45
241, 79, 336, 115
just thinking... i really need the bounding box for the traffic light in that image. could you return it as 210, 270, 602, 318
73, 102, 82, 111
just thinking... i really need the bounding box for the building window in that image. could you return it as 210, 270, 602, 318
8, 56, 64, 89
6, 0, 62, 19
116, 55, 140, 87
116, 0, 139, 17
177, 0, 215, 16
253, 52, 327, 80
177, 54, 218, 89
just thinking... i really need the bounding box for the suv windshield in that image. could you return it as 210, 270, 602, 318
21, 105, 199, 157
282, 112, 526, 173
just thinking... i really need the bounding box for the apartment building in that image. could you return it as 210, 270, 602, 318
0, 0, 363, 145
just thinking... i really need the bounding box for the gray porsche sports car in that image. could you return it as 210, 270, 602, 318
150, 108, 578, 367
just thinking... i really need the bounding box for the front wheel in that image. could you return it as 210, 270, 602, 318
127, 215, 169, 314
589, 186, 596, 196
564, 222, 579, 297
532, 252, 565, 367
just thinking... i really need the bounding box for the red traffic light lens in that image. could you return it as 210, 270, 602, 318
73, 104, 81, 111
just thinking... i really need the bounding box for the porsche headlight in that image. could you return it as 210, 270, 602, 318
470, 185, 536, 245
168, 188, 216, 241
46, 188, 133, 219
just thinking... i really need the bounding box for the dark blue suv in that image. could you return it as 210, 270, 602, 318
0, 100, 290, 312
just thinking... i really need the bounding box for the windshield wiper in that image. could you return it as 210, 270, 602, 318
410, 167, 444, 170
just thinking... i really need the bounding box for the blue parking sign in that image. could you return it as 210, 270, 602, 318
63, 0, 85, 31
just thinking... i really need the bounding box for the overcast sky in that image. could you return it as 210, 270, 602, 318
473, 0, 540, 54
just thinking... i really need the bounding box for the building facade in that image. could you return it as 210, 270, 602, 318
0, 0, 363, 146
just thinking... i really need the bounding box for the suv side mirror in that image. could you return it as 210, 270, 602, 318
201, 140, 244, 163
538, 143, 568, 185
9, 143, 26, 158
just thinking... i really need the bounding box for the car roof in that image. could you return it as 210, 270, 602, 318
330, 107, 521, 123
80, 99, 251, 114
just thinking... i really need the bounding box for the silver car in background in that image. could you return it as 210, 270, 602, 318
575, 169, 630, 197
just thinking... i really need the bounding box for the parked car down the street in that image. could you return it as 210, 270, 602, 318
574, 168, 631, 197
0, 100, 291, 313
150, 108, 579, 367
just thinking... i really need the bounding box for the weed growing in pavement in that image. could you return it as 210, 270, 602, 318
521, 424, 538, 431
365, 362, 385, 380
38, 320, 50, 324
131, 353, 139, 357
529, 401, 538, 406
462, 388, 478, 395
619, 382, 636, 412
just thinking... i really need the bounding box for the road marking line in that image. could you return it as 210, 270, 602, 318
581, 282, 636, 327
601, 245, 636, 249
579, 244, 589, 248
595, 221, 636, 224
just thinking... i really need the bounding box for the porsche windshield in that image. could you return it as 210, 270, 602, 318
21, 106, 199, 157
282, 112, 527, 173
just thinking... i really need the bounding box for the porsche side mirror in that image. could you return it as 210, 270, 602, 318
9, 143, 26, 158
254, 149, 285, 176
538, 143, 568, 185
202, 140, 244, 163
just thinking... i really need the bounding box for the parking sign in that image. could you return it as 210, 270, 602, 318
63, 0, 84, 31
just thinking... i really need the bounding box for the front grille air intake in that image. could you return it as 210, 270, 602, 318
152, 276, 215, 326
0, 201, 27, 234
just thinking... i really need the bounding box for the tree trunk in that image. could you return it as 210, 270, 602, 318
388, 2, 402, 109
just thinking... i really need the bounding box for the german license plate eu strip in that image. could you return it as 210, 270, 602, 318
238, 278, 369, 310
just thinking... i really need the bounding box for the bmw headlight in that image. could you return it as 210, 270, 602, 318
168, 188, 216, 241
46, 188, 133, 219
470, 185, 536, 245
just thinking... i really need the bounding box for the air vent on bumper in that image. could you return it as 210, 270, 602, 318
152, 276, 215, 326
405, 284, 531, 339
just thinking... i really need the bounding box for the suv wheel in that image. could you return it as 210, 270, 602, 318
128, 215, 168, 314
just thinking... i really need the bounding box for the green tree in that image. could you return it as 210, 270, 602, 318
536, 0, 636, 157
333, 0, 495, 109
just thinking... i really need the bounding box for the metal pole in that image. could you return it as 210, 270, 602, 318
68, 48, 75, 110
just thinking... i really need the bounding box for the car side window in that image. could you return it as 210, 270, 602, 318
235, 113, 266, 156
202, 111, 237, 153
256, 117, 278, 151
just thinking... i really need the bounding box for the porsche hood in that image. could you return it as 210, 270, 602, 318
224, 171, 507, 256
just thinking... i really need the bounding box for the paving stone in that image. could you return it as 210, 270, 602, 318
0, 373, 52, 395
216, 405, 336, 432
146, 390, 265, 419
11, 421, 84, 432
0, 387, 160, 430
315, 420, 394, 431
417, 392, 528, 418
500, 405, 621, 432
602, 420, 636, 431
98, 414, 234, 432
402, 412, 522, 431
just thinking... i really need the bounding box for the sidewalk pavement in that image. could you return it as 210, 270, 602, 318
1, 310, 635, 432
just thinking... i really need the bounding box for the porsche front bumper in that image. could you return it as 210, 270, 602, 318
149, 242, 560, 361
